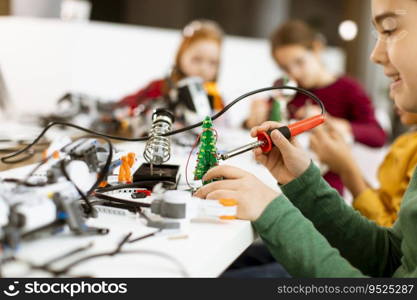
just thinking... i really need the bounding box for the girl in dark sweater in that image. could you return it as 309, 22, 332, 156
246, 20, 386, 195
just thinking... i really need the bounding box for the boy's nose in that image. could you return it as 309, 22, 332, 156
370, 38, 388, 65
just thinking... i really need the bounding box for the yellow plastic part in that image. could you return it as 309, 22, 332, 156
220, 215, 236, 220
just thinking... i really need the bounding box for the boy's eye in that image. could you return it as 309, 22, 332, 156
382, 29, 395, 36
371, 28, 397, 41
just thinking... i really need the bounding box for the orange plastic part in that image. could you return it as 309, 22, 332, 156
52, 150, 60, 159
127, 152, 136, 168
220, 215, 236, 220
118, 155, 132, 183
98, 181, 108, 188
219, 198, 238, 207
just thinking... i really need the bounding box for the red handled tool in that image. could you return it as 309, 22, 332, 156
219, 114, 325, 160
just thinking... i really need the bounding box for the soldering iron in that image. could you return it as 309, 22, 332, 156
219, 107, 326, 160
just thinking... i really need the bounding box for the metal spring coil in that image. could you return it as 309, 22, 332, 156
143, 118, 172, 165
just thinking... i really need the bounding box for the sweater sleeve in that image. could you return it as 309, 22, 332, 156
346, 80, 386, 147
279, 162, 402, 277
118, 80, 165, 109
253, 194, 366, 277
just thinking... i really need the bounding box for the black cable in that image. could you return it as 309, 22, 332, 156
0, 138, 48, 163
53, 233, 189, 277
52, 233, 132, 275
83, 136, 114, 197
2, 230, 188, 277
59, 135, 114, 216
1, 86, 326, 164
41, 242, 94, 268
93, 192, 151, 208
59, 160, 95, 216
21, 219, 66, 240
2, 135, 113, 218
129, 229, 161, 243
20, 138, 86, 185
0, 149, 36, 164
137, 209, 151, 223
1, 138, 89, 189
2, 178, 46, 187
95, 181, 177, 193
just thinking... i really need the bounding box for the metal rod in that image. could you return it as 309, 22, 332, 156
219, 140, 264, 160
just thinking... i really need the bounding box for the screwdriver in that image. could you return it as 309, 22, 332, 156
219, 114, 325, 160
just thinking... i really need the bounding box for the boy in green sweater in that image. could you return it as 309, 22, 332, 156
195, 0, 417, 277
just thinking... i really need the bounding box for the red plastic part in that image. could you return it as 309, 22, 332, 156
135, 189, 151, 196
256, 131, 273, 153
288, 115, 325, 137
255, 114, 325, 154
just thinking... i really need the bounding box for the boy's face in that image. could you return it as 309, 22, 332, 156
273, 44, 322, 89
179, 40, 220, 82
371, 0, 417, 113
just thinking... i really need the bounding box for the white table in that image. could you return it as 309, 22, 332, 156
0, 128, 280, 277
0, 125, 386, 277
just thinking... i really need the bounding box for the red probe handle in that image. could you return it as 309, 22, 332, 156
288, 115, 326, 137
256, 114, 325, 153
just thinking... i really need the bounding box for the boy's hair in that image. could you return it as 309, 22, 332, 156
270, 20, 320, 57
171, 19, 223, 83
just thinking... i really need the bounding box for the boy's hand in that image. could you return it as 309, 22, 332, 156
294, 103, 322, 119
250, 121, 311, 184
326, 116, 352, 138
245, 99, 270, 129
309, 122, 355, 175
194, 165, 279, 221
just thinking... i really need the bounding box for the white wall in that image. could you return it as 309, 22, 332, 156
0, 17, 345, 126
11, 0, 62, 18
253, 0, 289, 37
0, 66, 8, 110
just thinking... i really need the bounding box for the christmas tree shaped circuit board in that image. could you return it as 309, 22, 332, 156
194, 116, 219, 184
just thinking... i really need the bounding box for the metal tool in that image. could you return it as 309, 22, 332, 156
219, 140, 264, 160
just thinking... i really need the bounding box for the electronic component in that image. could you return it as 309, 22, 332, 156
147, 190, 237, 232
177, 77, 212, 119
132, 189, 151, 199
0, 181, 108, 253
143, 108, 175, 174
194, 116, 219, 183
0, 204, 26, 251
64, 138, 111, 173
133, 163, 179, 184
1, 86, 325, 253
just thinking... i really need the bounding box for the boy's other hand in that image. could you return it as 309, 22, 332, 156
194, 165, 279, 221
